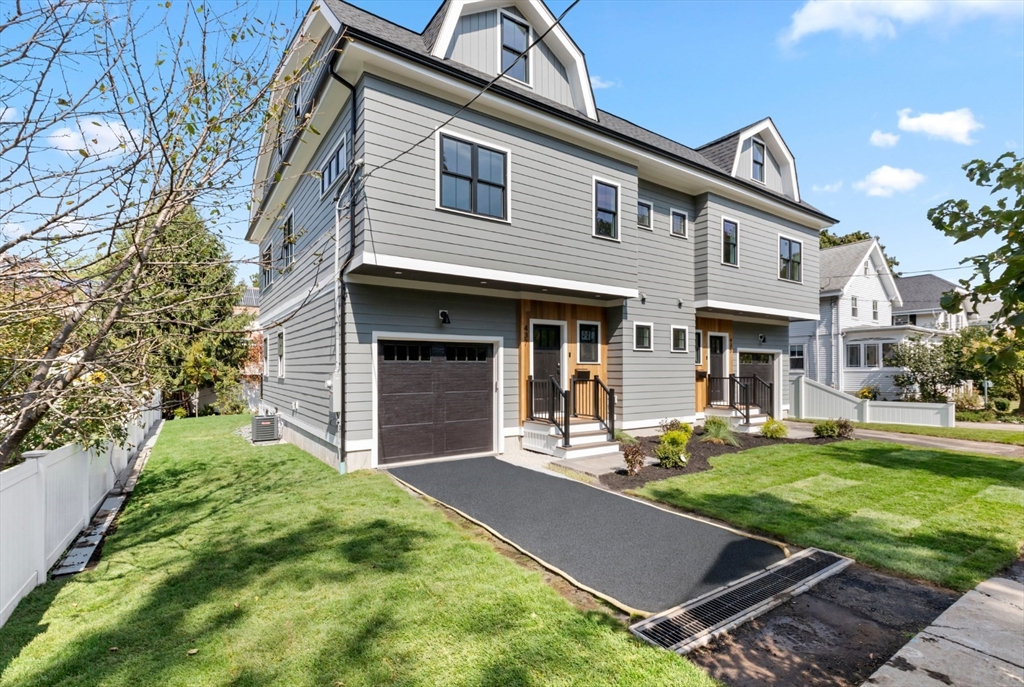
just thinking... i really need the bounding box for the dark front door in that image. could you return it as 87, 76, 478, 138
532, 324, 561, 416
378, 341, 494, 465
708, 335, 727, 404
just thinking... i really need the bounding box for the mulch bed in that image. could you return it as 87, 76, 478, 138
599, 428, 843, 491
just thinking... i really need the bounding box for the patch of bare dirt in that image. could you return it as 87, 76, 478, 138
689, 564, 959, 687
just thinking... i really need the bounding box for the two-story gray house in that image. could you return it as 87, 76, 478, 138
249, 0, 836, 472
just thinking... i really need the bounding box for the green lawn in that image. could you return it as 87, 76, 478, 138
635, 441, 1024, 591
794, 420, 1024, 446
0, 416, 714, 687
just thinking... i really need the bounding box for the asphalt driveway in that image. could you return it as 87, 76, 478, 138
389, 457, 786, 613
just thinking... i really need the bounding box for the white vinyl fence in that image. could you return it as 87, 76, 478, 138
0, 391, 162, 628
790, 376, 955, 427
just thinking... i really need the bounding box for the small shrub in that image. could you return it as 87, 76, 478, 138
659, 418, 685, 433
856, 385, 880, 401
813, 418, 854, 439
835, 418, 854, 439
951, 388, 982, 411
198, 405, 217, 417
655, 429, 690, 468
614, 430, 638, 446
173, 406, 188, 420
700, 416, 740, 447
993, 398, 1011, 412
957, 409, 997, 423
622, 443, 646, 476
760, 418, 788, 439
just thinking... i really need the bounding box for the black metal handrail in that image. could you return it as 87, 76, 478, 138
729, 374, 751, 424
751, 374, 774, 418
571, 375, 616, 437
527, 374, 571, 447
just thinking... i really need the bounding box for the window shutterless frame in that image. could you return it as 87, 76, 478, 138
499, 11, 531, 85
751, 138, 766, 183
693, 329, 703, 366
577, 320, 601, 364
633, 322, 653, 351
280, 214, 294, 267
277, 330, 286, 378
721, 217, 739, 266
670, 325, 689, 353
319, 132, 349, 198
435, 130, 510, 222
592, 177, 621, 241
637, 199, 653, 230
872, 300, 879, 321
669, 208, 688, 238
789, 343, 804, 370
778, 234, 803, 283
846, 343, 860, 368
260, 245, 273, 287
851, 296, 859, 318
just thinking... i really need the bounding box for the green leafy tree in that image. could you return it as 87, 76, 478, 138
928, 152, 1023, 337
889, 337, 961, 402
957, 330, 1024, 414
819, 230, 900, 272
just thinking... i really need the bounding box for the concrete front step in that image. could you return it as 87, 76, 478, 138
552, 440, 622, 461
569, 429, 615, 446
551, 453, 654, 478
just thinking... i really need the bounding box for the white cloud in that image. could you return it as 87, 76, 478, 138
48, 119, 141, 158
1, 222, 25, 239
812, 181, 843, 193
897, 108, 982, 145
869, 130, 900, 148
780, 0, 1021, 46
854, 166, 925, 197
589, 75, 619, 89
0, 107, 17, 123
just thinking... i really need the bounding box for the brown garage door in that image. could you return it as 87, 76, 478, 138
378, 341, 494, 465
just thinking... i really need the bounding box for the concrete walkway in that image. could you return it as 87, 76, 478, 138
958, 420, 1024, 432
864, 573, 1024, 686
785, 422, 1022, 458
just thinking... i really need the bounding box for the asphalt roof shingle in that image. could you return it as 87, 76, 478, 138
818, 239, 874, 292
893, 274, 961, 313
239, 287, 260, 308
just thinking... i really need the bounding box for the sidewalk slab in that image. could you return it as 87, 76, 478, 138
864, 576, 1024, 687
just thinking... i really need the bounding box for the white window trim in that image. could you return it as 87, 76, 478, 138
497, 10, 534, 88
778, 232, 804, 284
708, 332, 731, 376
851, 296, 859, 319
694, 329, 703, 367
280, 212, 295, 267
637, 198, 654, 231
262, 331, 270, 377
789, 343, 805, 370
592, 176, 622, 242
276, 328, 286, 378
633, 322, 654, 352
721, 216, 740, 267
319, 131, 350, 199
434, 128, 513, 224
751, 137, 767, 184
872, 300, 879, 321
845, 342, 861, 369
576, 320, 601, 365
669, 207, 689, 238
670, 325, 689, 353
260, 244, 274, 288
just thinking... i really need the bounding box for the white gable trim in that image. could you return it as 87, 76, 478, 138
832, 240, 902, 306
430, 0, 597, 119
730, 118, 800, 203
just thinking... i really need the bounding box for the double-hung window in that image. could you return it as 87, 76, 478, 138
594, 180, 618, 239
634, 323, 653, 351
779, 236, 802, 282
864, 343, 880, 367
790, 344, 805, 370
851, 296, 859, 318
280, 216, 294, 266
846, 344, 861, 368
722, 219, 738, 265
293, 84, 302, 117
752, 140, 766, 183
501, 14, 530, 83
671, 209, 688, 238
320, 134, 348, 197
670, 326, 688, 353
439, 134, 507, 219
578, 322, 600, 364
872, 300, 879, 321
260, 246, 273, 287
637, 200, 652, 230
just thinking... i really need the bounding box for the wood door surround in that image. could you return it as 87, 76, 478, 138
695, 316, 733, 413
518, 300, 607, 424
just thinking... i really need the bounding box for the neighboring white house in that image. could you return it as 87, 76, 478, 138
892, 274, 972, 332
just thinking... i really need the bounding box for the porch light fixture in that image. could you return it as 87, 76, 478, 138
439, 310, 451, 325
759, 334, 767, 344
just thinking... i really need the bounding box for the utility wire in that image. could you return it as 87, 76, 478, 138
362, 0, 581, 181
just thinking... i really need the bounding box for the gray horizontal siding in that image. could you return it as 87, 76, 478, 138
343, 282, 519, 442
358, 75, 639, 292
699, 193, 820, 317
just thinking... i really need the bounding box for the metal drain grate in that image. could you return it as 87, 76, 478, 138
630, 548, 852, 655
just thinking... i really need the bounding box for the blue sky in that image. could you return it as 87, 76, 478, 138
306, 0, 1022, 283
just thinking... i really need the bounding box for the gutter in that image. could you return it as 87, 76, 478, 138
336, 28, 839, 226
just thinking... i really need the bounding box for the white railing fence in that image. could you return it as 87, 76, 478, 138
0, 391, 162, 628
790, 376, 955, 428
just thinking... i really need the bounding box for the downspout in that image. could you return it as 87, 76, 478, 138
832, 296, 840, 389
328, 36, 360, 474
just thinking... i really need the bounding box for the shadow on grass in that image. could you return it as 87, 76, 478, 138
636, 486, 1020, 591
829, 440, 1024, 481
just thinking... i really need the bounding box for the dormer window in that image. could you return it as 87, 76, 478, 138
501, 13, 530, 83
752, 140, 766, 183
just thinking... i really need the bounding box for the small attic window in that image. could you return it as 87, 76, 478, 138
501, 13, 530, 83
864, 261, 870, 276
752, 140, 766, 183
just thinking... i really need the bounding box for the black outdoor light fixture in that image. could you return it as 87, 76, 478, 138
759, 334, 767, 344
439, 310, 451, 325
